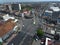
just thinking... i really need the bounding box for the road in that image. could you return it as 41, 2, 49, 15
7, 17, 39, 45
7, 3, 51, 45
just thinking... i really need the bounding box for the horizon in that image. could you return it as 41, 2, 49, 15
0, 0, 60, 4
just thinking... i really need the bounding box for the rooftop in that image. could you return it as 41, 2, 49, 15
45, 10, 53, 13
50, 6, 60, 12
0, 19, 16, 37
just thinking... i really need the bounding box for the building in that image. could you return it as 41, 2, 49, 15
50, 6, 60, 20
0, 4, 6, 11
0, 19, 17, 42
57, 18, 60, 24
43, 6, 60, 25
41, 7, 60, 35
43, 10, 53, 19
11, 4, 19, 11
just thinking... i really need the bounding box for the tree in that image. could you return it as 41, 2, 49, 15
0, 42, 2, 45
37, 28, 44, 38
21, 5, 32, 11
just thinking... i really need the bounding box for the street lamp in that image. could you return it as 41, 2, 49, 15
22, 13, 24, 27
32, 9, 36, 24
18, 4, 24, 32
55, 28, 56, 34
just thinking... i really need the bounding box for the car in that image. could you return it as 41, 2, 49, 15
33, 34, 39, 41
24, 16, 33, 19
54, 34, 59, 40
40, 38, 46, 45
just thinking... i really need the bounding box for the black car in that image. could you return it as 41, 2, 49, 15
40, 38, 46, 45
33, 34, 39, 41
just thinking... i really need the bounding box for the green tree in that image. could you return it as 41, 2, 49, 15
21, 5, 32, 11
37, 28, 44, 37
0, 42, 2, 45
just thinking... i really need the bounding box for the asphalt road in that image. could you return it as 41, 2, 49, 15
21, 35, 33, 45
7, 17, 39, 45
7, 4, 50, 45
7, 32, 26, 45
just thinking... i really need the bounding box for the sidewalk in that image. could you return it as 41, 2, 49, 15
32, 40, 41, 45
3, 33, 17, 45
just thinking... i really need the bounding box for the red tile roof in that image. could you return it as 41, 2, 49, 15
0, 19, 16, 37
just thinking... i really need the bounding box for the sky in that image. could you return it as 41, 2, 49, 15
0, 0, 60, 4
